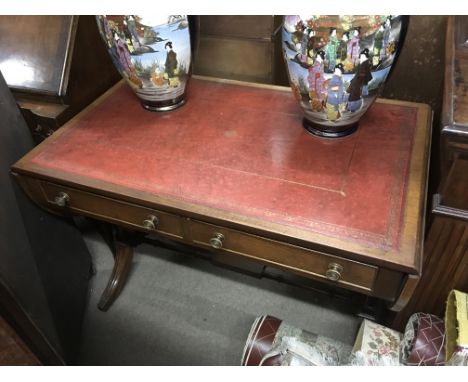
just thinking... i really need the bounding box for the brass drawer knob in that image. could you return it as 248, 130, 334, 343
143, 215, 159, 230
209, 233, 224, 249
54, 192, 70, 207
325, 263, 343, 282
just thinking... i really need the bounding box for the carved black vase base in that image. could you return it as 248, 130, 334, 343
141, 94, 186, 112
303, 118, 359, 139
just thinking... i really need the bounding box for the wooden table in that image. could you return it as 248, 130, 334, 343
11, 76, 432, 312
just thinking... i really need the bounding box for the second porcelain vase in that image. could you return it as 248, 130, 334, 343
96, 15, 193, 111
282, 15, 408, 137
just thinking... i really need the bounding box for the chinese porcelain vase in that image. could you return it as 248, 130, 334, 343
96, 15, 192, 111
282, 15, 408, 138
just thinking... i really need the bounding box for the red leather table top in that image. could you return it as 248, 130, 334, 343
25, 78, 430, 270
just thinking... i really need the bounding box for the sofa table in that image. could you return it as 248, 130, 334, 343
11, 76, 432, 312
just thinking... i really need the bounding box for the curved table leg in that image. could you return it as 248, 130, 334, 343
97, 242, 134, 311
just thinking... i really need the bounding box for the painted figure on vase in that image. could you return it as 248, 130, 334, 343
114, 32, 132, 71
105, 30, 125, 73
300, 27, 311, 61
99, 17, 113, 47
347, 27, 361, 68
383, 17, 392, 56
113, 31, 142, 87
307, 50, 325, 111
306, 29, 318, 62
305, 48, 315, 67
373, 23, 385, 66
325, 63, 347, 121
326, 28, 339, 71
346, 49, 373, 112
164, 41, 179, 87
150, 66, 165, 87
292, 21, 305, 46
336, 32, 349, 66
125, 16, 141, 50
121, 19, 136, 52
294, 29, 310, 65
287, 42, 307, 68
308, 50, 326, 111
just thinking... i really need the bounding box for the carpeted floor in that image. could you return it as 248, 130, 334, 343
77, 228, 362, 365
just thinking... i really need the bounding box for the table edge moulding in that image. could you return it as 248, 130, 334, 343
10, 75, 432, 312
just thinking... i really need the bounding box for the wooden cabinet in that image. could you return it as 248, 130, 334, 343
390, 16, 468, 331
440, 16, 468, 195
0, 69, 91, 365
193, 16, 285, 84
0, 15, 120, 142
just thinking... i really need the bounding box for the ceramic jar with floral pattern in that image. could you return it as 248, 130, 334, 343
282, 15, 408, 137
349, 319, 402, 365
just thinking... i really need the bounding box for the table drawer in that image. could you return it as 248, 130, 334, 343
188, 220, 378, 293
39, 181, 184, 239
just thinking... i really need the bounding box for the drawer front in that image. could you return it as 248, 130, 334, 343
40, 181, 184, 239
188, 220, 378, 293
